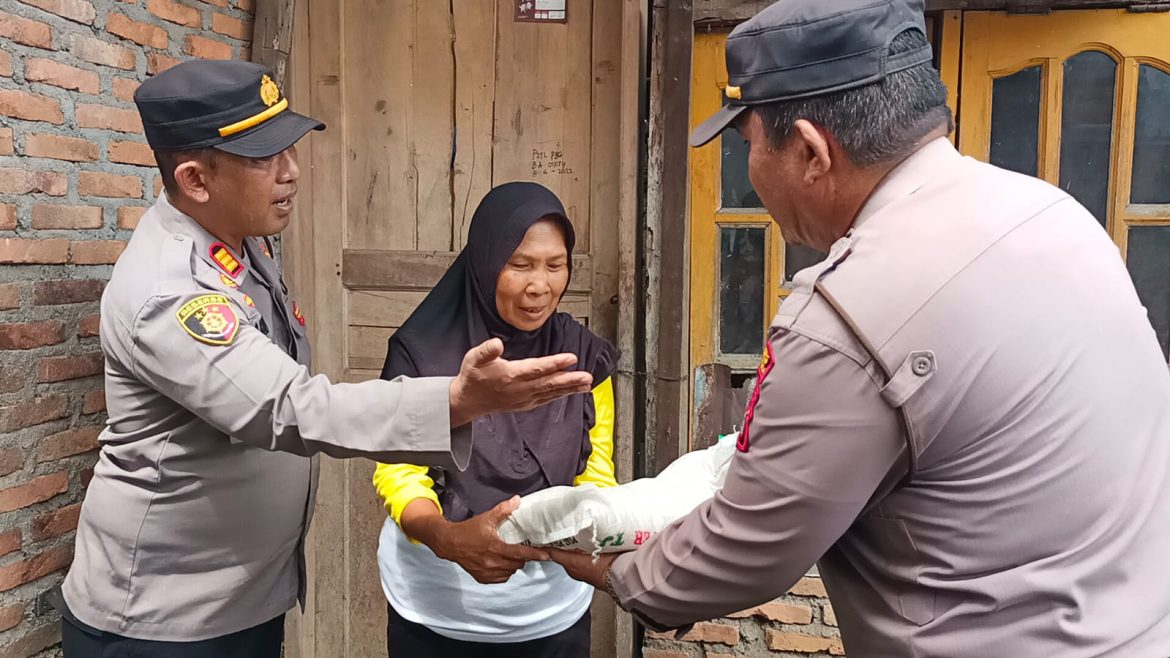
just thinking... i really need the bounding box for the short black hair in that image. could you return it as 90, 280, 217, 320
154, 148, 218, 198
753, 29, 953, 167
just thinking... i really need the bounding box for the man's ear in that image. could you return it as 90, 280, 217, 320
174, 159, 211, 203
792, 119, 832, 184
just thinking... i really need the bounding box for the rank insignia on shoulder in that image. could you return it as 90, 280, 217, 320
738, 341, 776, 453
292, 301, 306, 326
210, 242, 244, 278
176, 294, 240, 346
219, 274, 239, 289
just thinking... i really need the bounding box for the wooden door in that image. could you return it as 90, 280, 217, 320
282, 1, 635, 655
959, 10, 1170, 366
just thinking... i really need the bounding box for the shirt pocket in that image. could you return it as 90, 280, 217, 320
853, 513, 937, 626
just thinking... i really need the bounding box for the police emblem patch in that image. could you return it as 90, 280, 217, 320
738, 341, 775, 453
260, 75, 280, 107
176, 294, 240, 345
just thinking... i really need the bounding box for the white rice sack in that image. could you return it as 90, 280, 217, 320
497, 434, 737, 554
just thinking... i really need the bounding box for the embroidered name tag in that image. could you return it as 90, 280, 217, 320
738, 341, 775, 453
176, 294, 240, 346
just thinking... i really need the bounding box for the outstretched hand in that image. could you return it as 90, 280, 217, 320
429, 496, 551, 585
449, 338, 594, 427
548, 549, 618, 591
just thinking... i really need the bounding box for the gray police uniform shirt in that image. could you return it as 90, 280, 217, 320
62, 193, 471, 642
610, 138, 1170, 656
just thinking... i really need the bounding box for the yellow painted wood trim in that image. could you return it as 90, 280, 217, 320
689, 32, 724, 371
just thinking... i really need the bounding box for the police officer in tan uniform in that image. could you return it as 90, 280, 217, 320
55, 60, 584, 657
554, 1, 1170, 655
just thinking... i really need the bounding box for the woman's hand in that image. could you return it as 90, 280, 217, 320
405, 496, 551, 584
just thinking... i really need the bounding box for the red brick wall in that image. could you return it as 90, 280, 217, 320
0, 0, 251, 653
643, 575, 844, 658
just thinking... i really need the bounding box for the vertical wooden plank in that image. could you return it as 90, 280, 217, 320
251, 0, 297, 88
345, 460, 387, 655
303, 0, 347, 654
492, 0, 593, 251
957, 11, 992, 161
453, 0, 498, 247
688, 32, 722, 376
1038, 57, 1063, 186
345, 0, 417, 250
938, 10, 962, 145
589, 0, 624, 342
414, 2, 457, 251
1111, 57, 1140, 251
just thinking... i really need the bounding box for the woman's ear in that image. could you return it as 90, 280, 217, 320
174, 159, 212, 204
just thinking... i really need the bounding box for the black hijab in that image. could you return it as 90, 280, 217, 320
380, 181, 617, 521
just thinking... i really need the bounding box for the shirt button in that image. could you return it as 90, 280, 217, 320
912, 354, 934, 376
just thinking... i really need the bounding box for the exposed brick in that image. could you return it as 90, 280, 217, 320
185, 34, 232, 60
824, 603, 838, 627
789, 577, 828, 598
113, 77, 140, 102
0, 168, 67, 195
107, 12, 167, 48
38, 426, 101, 461
30, 502, 82, 541
0, 284, 19, 310
71, 240, 127, 264
648, 622, 739, 647
118, 205, 147, 229
109, 140, 156, 166
81, 467, 94, 488
79, 172, 142, 198
0, 530, 19, 559
0, 127, 12, 155
766, 630, 844, 655
153, 174, 162, 197
71, 35, 136, 70
0, 397, 68, 431
78, 313, 100, 338
76, 104, 143, 133
642, 651, 689, 658
0, 621, 62, 657
32, 204, 103, 229
147, 51, 181, 75
0, 321, 65, 350
728, 601, 814, 625
82, 388, 105, 413
0, 472, 69, 513
33, 279, 104, 305
0, 450, 21, 477
202, 0, 228, 6
21, 0, 96, 24
25, 133, 99, 162
147, 0, 200, 26
0, 603, 23, 632
37, 352, 104, 382
707, 654, 736, 658
236, 0, 253, 11
0, 204, 14, 230
0, 89, 63, 124
25, 58, 100, 94
211, 12, 250, 39
0, 239, 69, 264
0, 49, 11, 77
0, 10, 53, 48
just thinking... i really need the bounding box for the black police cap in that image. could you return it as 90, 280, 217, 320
134, 59, 325, 158
690, 0, 932, 147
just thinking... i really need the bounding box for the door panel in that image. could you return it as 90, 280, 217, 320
960, 10, 1170, 367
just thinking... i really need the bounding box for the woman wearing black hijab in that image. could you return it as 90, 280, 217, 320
372, 182, 618, 657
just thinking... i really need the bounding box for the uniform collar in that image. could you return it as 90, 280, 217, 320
852, 137, 960, 231
155, 192, 273, 283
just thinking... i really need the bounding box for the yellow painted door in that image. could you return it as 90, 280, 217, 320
959, 10, 1170, 366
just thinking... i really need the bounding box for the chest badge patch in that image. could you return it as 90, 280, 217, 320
738, 341, 776, 453
292, 301, 305, 327
210, 242, 245, 279
219, 274, 238, 289
177, 294, 240, 346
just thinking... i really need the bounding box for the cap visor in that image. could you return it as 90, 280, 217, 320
215, 110, 325, 159
689, 104, 747, 148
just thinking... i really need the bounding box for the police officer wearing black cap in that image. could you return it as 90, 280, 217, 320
553, 1, 1170, 655
54, 59, 586, 657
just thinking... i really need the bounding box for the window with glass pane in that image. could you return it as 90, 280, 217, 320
1131, 65, 1170, 205
718, 226, 766, 356
1059, 51, 1116, 228
721, 130, 763, 209
990, 65, 1042, 177
1127, 226, 1170, 362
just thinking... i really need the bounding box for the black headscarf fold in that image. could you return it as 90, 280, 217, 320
381, 182, 617, 521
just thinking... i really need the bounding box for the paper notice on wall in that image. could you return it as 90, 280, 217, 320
515, 0, 567, 23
